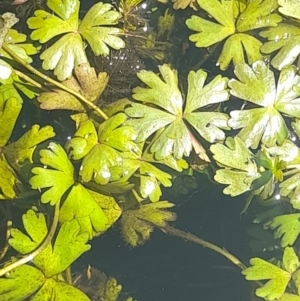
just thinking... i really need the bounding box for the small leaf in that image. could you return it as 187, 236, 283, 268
66, 119, 98, 160
79, 2, 124, 56
29, 143, 75, 205
210, 137, 260, 196
0, 154, 19, 199
242, 257, 290, 300
268, 214, 300, 247
121, 201, 176, 246
59, 184, 110, 239
0, 263, 44, 300
9, 209, 91, 277
4, 125, 55, 172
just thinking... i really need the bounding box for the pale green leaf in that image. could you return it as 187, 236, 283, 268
242, 257, 290, 300
278, 0, 300, 19
126, 65, 228, 159
217, 33, 263, 70
184, 70, 229, 114
260, 24, 300, 70
29, 143, 75, 205
28, 5, 78, 43
40, 33, 88, 81
228, 61, 299, 148
279, 174, 300, 209
269, 214, 300, 247
210, 137, 261, 196
236, 0, 281, 32
79, 2, 124, 55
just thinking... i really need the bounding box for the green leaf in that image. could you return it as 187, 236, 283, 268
278, 0, 300, 19
210, 137, 261, 196
29, 143, 75, 205
59, 184, 110, 239
236, 0, 281, 31
0, 154, 19, 199
186, 0, 235, 47
0, 85, 23, 147
79, 2, 124, 56
79, 113, 138, 185
32, 278, 90, 301
280, 173, 300, 209
4, 125, 55, 172
229, 61, 300, 148
282, 247, 300, 274
28, 5, 79, 43
28, 1, 124, 80
186, 0, 281, 70
125, 65, 229, 159
242, 256, 291, 300
0, 263, 45, 300
260, 24, 300, 70
120, 201, 176, 246
9, 209, 91, 277
277, 294, 300, 301
268, 214, 300, 247
0, 12, 19, 48
66, 119, 98, 160
3, 29, 40, 64
40, 33, 88, 81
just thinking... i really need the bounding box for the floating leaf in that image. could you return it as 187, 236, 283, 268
4, 125, 55, 172
66, 119, 98, 160
242, 256, 291, 300
125, 65, 229, 160
278, 0, 300, 20
79, 2, 125, 56
0, 84, 23, 147
121, 201, 176, 246
59, 184, 111, 239
29, 143, 75, 205
0, 153, 19, 199
268, 214, 300, 247
0, 263, 45, 300
186, 0, 281, 70
260, 23, 300, 70
279, 173, 300, 209
27, 1, 124, 80
79, 113, 137, 185
210, 137, 261, 196
229, 62, 300, 148
9, 209, 91, 277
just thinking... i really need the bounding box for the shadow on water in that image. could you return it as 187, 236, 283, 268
76, 182, 254, 301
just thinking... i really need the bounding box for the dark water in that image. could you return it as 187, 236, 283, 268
77, 184, 253, 301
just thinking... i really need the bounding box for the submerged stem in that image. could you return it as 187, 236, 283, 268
2, 44, 108, 120
0, 200, 60, 277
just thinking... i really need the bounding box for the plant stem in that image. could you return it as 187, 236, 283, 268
2, 44, 108, 120
161, 225, 247, 270
0, 200, 60, 277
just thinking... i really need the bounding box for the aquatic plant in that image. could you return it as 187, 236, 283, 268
1, 0, 300, 300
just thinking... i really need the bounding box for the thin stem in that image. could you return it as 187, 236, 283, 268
2, 44, 108, 120
161, 225, 247, 270
14, 70, 50, 92
0, 200, 60, 277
